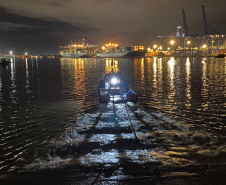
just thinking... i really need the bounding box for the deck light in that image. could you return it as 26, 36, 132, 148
111, 77, 118, 85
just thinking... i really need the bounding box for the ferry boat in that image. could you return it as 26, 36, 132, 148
98, 72, 137, 103
59, 39, 99, 58
96, 43, 147, 58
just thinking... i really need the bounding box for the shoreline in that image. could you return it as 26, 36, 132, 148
1, 163, 226, 185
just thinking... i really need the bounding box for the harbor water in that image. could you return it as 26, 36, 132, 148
0, 57, 226, 175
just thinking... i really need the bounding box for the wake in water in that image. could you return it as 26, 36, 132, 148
27, 102, 226, 171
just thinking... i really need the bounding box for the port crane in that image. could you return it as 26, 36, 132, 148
201, 4, 224, 54
157, 4, 225, 55
182, 8, 199, 38
157, 8, 200, 55
201, 4, 219, 36
181, 8, 200, 55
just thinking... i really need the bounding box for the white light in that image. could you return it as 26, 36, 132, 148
111, 77, 118, 85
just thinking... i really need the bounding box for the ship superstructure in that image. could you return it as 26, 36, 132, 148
59, 39, 99, 58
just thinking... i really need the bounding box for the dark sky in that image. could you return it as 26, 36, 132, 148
0, 0, 226, 55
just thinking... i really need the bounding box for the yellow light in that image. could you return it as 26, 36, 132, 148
115, 44, 118, 47
153, 45, 157, 49
170, 40, 175, 45
202, 44, 207, 48
109, 43, 112, 46
102, 46, 105, 50
187, 41, 191, 45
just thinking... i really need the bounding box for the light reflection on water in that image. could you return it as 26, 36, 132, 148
185, 57, 191, 107
0, 57, 226, 173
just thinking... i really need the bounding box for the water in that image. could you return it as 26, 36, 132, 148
0, 57, 226, 174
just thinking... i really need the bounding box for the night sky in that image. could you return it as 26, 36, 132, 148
0, 0, 226, 55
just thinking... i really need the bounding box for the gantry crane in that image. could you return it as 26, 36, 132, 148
157, 4, 225, 55
201, 4, 224, 54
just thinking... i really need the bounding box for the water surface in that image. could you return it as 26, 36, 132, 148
0, 57, 226, 173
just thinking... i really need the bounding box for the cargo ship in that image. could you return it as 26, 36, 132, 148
96, 43, 147, 58
59, 40, 147, 58
58, 39, 99, 58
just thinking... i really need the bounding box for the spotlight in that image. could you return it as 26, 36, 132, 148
111, 77, 118, 85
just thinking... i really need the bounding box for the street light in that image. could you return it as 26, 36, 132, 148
170, 40, 175, 55
202, 44, 207, 55
170, 40, 175, 45
187, 41, 191, 55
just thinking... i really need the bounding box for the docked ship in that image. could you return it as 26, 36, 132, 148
96, 43, 147, 58
59, 39, 99, 58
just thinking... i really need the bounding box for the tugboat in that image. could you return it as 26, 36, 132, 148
98, 60, 137, 104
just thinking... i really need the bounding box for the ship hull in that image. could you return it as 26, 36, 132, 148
96, 53, 125, 58
96, 50, 147, 58
60, 53, 85, 58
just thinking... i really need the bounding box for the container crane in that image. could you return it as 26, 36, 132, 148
181, 8, 200, 55
201, 4, 223, 54
201, 4, 220, 36
182, 8, 199, 38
